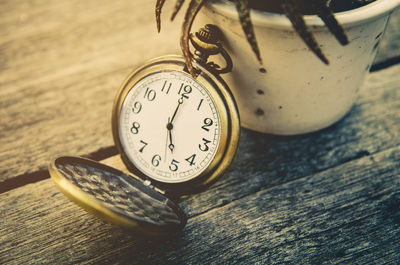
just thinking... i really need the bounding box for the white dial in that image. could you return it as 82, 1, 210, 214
118, 70, 221, 183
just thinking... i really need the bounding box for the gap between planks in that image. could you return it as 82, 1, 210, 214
1, 60, 400, 195
187, 142, 400, 219
0, 146, 118, 194
0, 4, 399, 185
0, 143, 399, 264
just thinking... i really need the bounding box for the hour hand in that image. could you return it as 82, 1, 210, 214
167, 118, 174, 153
168, 131, 174, 153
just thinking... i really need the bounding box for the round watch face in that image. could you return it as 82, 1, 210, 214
118, 70, 221, 183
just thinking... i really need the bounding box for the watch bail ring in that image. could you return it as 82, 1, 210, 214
189, 24, 233, 75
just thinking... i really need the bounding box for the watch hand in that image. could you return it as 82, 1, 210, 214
168, 129, 174, 153
170, 97, 184, 124
166, 118, 174, 153
167, 97, 184, 153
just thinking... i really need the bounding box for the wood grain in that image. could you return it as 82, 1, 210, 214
0, 0, 399, 183
0, 0, 182, 181
168, 65, 400, 217
1, 63, 397, 216
1, 143, 399, 264
0, 3, 399, 262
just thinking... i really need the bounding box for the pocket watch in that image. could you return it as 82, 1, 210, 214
49, 24, 240, 235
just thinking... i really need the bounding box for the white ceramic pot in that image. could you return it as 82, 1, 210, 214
196, 0, 400, 135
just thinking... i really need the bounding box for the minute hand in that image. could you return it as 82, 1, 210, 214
170, 97, 184, 124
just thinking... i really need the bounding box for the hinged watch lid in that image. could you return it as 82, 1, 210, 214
49, 156, 187, 235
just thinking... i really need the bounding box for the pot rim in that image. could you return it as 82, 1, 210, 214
207, 0, 400, 28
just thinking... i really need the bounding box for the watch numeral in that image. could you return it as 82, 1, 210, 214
178, 83, 192, 99
169, 159, 180, 172
132, 101, 142, 114
130, 122, 140, 134
197, 99, 204, 111
138, 140, 148, 153
151, 154, 161, 167
201, 118, 213, 132
185, 154, 196, 166
161, 80, 171, 94
199, 138, 211, 152
144, 87, 156, 101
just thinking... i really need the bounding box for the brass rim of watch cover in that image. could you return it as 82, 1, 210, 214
49, 156, 187, 235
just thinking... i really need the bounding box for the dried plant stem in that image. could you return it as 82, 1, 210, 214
156, 0, 351, 74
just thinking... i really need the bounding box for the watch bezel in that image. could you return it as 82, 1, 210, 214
112, 55, 240, 195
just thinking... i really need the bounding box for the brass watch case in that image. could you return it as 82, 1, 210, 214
112, 55, 240, 195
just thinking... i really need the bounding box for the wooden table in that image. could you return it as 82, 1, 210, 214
1, 1, 400, 264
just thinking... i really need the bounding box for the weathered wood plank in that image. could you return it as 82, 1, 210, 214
0, 63, 399, 216
0, 0, 182, 180
181, 64, 400, 216
1, 2, 399, 264
1, 143, 399, 264
2, 65, 398, 216
0, 0, 399, 183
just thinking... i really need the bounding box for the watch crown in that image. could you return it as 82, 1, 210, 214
189, 24, 232, 74
196, 24, 221, 44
